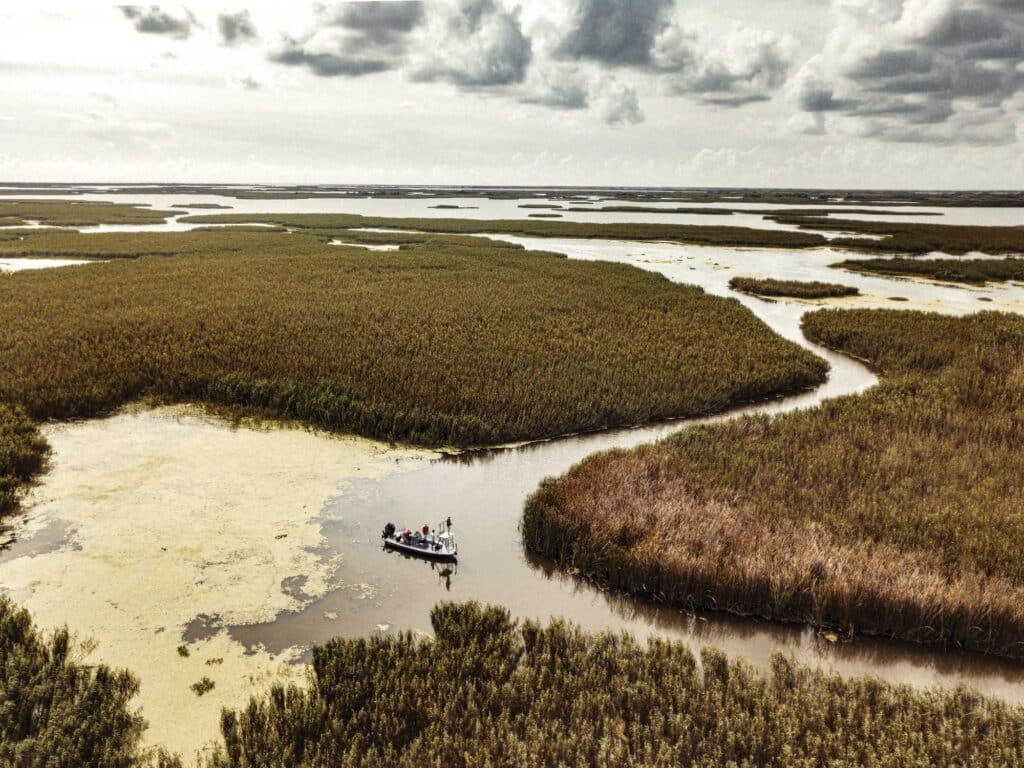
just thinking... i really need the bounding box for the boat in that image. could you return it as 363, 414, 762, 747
381, 520, 458, 562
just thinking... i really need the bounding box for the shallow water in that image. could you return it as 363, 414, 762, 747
0, 257, 94, 272
5, 189, 1022, 232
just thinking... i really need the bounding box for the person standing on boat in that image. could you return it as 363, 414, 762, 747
422, 523, 430, 538
445, 516, 452, 532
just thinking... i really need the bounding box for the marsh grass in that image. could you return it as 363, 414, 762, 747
0, 597, 181, 768
774, 214, 1024, 255
0, 228, 825, 518
204, 602, 1024, 768
180, 212, 832, 249
836, 256, 1024, 284
729, 276, 860, 299
0, 200, 174, 227
524, 310, 1024, 659
0, 404, 48, 517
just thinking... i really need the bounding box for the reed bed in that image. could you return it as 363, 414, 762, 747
0, 597, 180, 768
185, 211, 1024, 256
728, 276, 860, 299
0, 229, 825, 518
8, 599, 1024, 766
524, 310, 1024, 659
0, 200, 174, 227
836, 256, 1024, 285
772, 213, 1024, 255
180, 212, 832, 249
204, 602, 1024, 767
0, 404, 48, 516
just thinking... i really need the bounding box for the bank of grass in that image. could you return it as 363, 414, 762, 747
0, 597, 180, 768
836, 256, 1024, 285
0, 200, 174, 227
0, 229, 825, 501
729, 276, 860, 299
525, 310, 1024, 659
8, 600, 1024, 766
185, 210, 1024, 256
204, 602, 1024, 767
0, 405, 48, 516
181, 212, 832, 249
774, 213, 1024, 255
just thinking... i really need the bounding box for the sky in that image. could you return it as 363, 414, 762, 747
0, 1, 1022, 188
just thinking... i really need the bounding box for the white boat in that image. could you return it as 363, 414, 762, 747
382, 521, 458, 562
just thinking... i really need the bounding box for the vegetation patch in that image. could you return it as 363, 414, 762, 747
181, 212, 833, 249
524, 310, 1024, 659
773, 214, 1024, 255
0, 596, 181, 767
0, 200, 174, 227
0, 228, 825, 518
729, 276, 860, 299
837, 256, 1024, 285
9, 599, 1024, 766
0, 404, 48, 517
204, 602, 1024, 767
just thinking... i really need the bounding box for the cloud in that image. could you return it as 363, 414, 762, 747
554, 0, 671, 67
549, 1, 793, 108
218, 11, 257, 46
595, 79, 643, 125
794, 0, 1024, 144
119, 5, 196, 39
268, 1, 424, 78
518, 65, 590, 109
652, 21, 796, 106
409, 0, 532, 88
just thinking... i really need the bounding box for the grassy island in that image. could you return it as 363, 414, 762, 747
729, 276, 860, 299
0, 226, 825, 517
836, 256, 1024, 285
0, 199, 174, 227
525, 309, 1024, 659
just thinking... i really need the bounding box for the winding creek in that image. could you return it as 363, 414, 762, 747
1, 193, 1024, 757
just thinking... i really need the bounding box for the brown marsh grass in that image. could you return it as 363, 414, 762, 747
0, 199, 174, 227
836, 256, 1024, 284
0, 228, 825, 516
10, 599, 1024, 766
204, 602, 1024, 767
524, 310, 1024, 659
729, 276, 860, 299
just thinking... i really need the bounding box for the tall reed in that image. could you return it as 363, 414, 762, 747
524, 310, 1024, 659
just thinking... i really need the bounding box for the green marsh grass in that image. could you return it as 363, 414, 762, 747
728, 276, 860, 299
524, 310, 1024, 659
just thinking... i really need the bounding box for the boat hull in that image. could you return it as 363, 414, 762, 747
383, 536, 458, 562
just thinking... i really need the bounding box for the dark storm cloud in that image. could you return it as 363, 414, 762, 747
551, 0, 792, 108
554, 0, 671, 67
218, 11, 257, 46
800, 0, 1024, 143
269, 38, 393, 77
120, 6, 196, 39
410, 0, 531, 88
268, 1, 425, 78
330, 1, 424, 39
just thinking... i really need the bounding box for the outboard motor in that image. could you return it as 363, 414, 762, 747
382, 522, 396, 539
